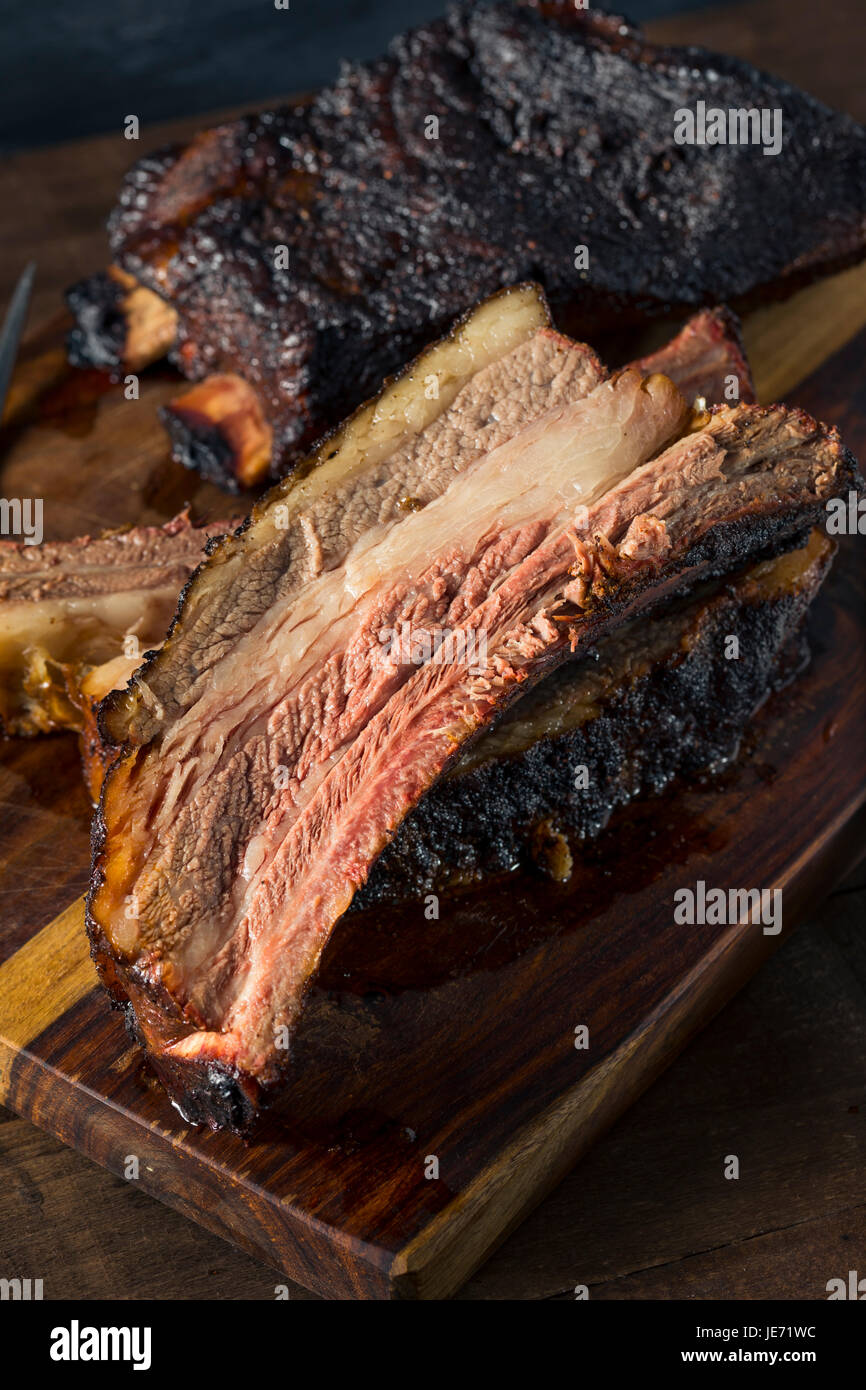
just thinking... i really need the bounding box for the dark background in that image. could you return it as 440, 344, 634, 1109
0, 0, 733, 154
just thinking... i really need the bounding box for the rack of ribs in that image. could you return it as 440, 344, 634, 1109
65, 2, 866, 490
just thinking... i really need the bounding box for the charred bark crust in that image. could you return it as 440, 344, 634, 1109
160, 402, 243, 492
66, 272, 129, 373
67, 2, 866, 479
355, 574, 819, 908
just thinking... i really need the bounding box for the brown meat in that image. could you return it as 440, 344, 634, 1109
66, 2, 866, 487
157, 301, 757, 490
86, 289, 860, 1131
631, 307, 755, 408
357, 530, 832, 905
0, 512, 235, 736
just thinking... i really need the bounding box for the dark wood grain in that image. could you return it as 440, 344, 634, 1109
501, 890, 866, 1302
651, 0, 866, 122
3, 879, 864, 1302
0, 314, 233, 540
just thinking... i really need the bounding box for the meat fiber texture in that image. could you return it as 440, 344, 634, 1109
94, 1, 866, 478
0, 513, 235, 737
356, 531, 833, 905
1, 303, 750, 796
86, 285, 861, 1132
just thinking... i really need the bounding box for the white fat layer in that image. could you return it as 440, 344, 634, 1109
0, 589, 177, 669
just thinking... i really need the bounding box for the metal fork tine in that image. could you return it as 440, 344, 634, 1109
0, 262, 36, 425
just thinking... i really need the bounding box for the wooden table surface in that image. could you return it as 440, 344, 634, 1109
1, 0, 864, 1300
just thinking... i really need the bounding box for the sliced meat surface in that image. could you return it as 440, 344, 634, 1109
154, 299, 756, 491
94, 367, 687, 1011
87, 290, 860, 1131
632, 307, 756, 408
0, 513, 234, 736
357, 530, 833, 904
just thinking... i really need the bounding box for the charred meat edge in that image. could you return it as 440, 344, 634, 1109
66, 266, 178, 374
66, 2, 865, 486
358, 529, 832, 905
87, 292, 860, 1131
156, 304, 757, 491
2, 302, 751, 771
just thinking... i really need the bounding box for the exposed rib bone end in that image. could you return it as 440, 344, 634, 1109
66, 266, 177, 373
161, 374, 274, 492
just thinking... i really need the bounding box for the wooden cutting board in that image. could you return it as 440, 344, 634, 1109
0, 279, 864, 1300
